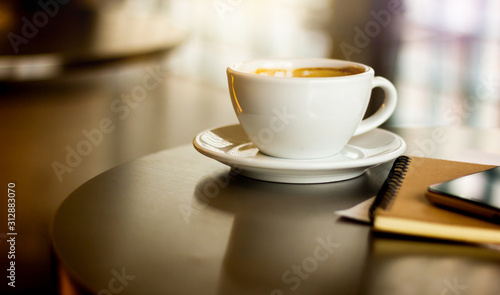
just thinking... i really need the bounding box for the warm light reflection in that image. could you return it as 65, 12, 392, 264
58, 265, 80, 295
230, 75, 243, 114
200, 131, 233, 149
228, 143, 259, 157
0, 55, 61, 80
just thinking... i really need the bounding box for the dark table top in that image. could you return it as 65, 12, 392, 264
51, 127, 500, 295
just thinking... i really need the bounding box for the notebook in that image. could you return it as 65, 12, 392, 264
369, 156, 500, 244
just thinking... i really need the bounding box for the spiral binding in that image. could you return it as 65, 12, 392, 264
368, 155, 412, 223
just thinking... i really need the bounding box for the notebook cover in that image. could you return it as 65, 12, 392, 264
370, 156, 500, 243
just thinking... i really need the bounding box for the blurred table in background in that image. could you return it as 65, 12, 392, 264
0, 0, 183, 82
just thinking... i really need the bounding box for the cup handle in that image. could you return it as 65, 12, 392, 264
353, 76, 397, 136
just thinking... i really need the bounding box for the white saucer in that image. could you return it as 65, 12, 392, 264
193, 124, 406, 183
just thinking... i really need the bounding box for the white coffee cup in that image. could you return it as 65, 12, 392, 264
226, 58, 397, 159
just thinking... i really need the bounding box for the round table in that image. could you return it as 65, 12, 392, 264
51, 127, 500, 295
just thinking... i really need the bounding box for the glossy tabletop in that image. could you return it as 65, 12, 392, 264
51, 127, 500, 295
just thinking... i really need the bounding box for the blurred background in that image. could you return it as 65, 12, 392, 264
0, 0, 499, 293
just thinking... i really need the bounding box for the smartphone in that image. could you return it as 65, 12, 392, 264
426, 167, 500, 224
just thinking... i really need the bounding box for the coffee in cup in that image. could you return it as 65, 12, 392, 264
254, 66, 365, 78
226, 58, 397, 159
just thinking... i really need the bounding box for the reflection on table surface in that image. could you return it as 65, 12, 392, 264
361, 235, 500, 295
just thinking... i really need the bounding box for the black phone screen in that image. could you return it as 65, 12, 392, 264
428, 166, 500, 210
